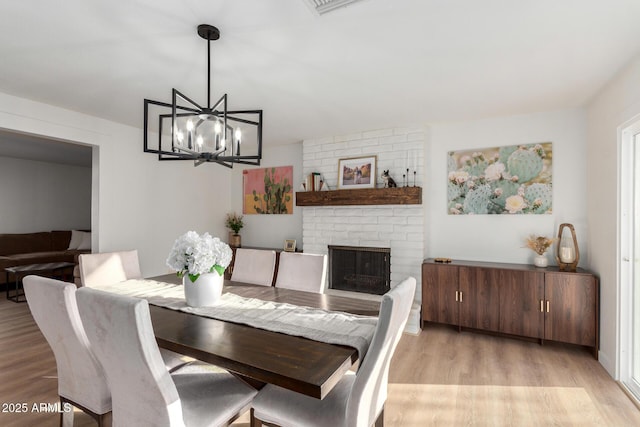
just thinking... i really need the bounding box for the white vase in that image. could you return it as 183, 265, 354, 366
533, 254, 548, 268
183, 272, 224, 307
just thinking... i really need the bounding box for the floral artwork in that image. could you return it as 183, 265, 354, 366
447, 143, 552, 215
243, 166, 293, 214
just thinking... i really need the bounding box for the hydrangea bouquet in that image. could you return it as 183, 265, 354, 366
166, 231, 233, 282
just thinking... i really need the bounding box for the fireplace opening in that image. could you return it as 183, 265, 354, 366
328, 245, 390, 295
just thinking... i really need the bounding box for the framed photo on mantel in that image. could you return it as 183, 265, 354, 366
338, 155, 376, 189
284, 239, 296, 252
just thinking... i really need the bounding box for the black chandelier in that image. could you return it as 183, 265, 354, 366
143, 24, 263, 167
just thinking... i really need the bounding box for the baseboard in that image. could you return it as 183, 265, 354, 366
617, 381, 640, 410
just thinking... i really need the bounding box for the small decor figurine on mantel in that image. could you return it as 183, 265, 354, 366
225, 212, 244, 248
381, 170, 397, 188
525, 235, 556, 268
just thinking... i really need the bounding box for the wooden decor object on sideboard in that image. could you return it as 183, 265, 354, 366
421, 259, 599, 359
295, 186, 421, 207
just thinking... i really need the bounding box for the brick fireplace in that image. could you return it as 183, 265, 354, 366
328, 245, 391, 295
300, 127, 425, 333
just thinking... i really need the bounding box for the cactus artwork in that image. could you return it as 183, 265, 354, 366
447, 143, 552, 215
243, 166, 294, 214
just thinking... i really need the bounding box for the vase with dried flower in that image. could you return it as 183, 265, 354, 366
525, 235, 556, 267
225, 212, 244, 247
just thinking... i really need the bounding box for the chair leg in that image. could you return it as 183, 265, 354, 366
60, 396, 112, 427
97, 411, 112, 427
374, 407, 384, 427
60, 409, 74, 427
60, 397, 74, 427
250, 408, 262, 427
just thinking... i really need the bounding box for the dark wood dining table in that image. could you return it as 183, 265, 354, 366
147, 274, 380, 399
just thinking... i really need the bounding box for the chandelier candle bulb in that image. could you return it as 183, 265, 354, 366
234, 128, 242, 155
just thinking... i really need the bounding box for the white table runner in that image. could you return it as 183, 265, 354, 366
94, 279, 378, 360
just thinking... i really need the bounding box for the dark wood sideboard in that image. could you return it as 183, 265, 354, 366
422, 259, 599, 359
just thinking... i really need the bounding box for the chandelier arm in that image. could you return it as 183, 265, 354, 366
225, 115, 261, 126
207, 36, 211, 109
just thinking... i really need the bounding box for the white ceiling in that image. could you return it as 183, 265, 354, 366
1, 0, 640, 152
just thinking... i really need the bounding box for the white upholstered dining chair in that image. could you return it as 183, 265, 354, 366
274, 252, 327, 293
250, 276, 416, 427
23, 275, 112, 427
78, 249, 189, 372
76, 286, 258, 427
78, 250, 142, 287
230, 248, 277, 286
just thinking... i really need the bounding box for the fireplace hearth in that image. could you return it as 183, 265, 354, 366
328, 245, 390, 295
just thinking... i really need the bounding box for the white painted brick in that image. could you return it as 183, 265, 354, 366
321, 142, 348, 152
348, 138, 379, 149
407, 216, 424, 225
304, 137, 334, 147
383, 216, 408, 225
394, 126, 424, 135
379, 135, 408, 145
360, 224, 394, 233
322, 158, 339, 167
335, 207, 365, 217
347, 216, 378, 224
315, 223, 336, 231
314, 208, 336, 217
393, 224, 422, 234
407, 132, 426, 142
348, 231, 378, 240
363, 128, 394, 138
315, 150, 338, 160
334, 147, 364, 157
334, 132, 363, 142
406, 232, 424, 241
395, 141, 422, 152
393, 207, 423, 216
372, 144, 395, 153
360, 240, 390, 247
380, 232, 406, 241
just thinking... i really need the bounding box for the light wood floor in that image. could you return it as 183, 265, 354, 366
1, 297, 639, 426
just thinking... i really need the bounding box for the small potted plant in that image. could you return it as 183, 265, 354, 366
225, 212, 244, 247
525, 235, 556, 267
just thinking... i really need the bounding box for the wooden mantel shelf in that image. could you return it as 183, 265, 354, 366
295, 186, 422, 206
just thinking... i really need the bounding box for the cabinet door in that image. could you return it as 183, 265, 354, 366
422, 263, 459, 326
499, 270, 544, 338
544, 272, 597, 346
459, 267, 500, 331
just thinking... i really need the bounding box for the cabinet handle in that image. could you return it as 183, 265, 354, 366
546, 300, 550, 313
455, 290, 459, 302
540, 300, 544, 312
459, 291, 463, 302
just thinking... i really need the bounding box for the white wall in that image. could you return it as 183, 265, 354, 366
0, 156, 91, 233
586, 55, 640, 377
427, 109, 588, 266
0, 92, 232, 277
230, 142, 303, 249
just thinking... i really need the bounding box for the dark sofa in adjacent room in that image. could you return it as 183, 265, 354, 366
0, 230, 90, 285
